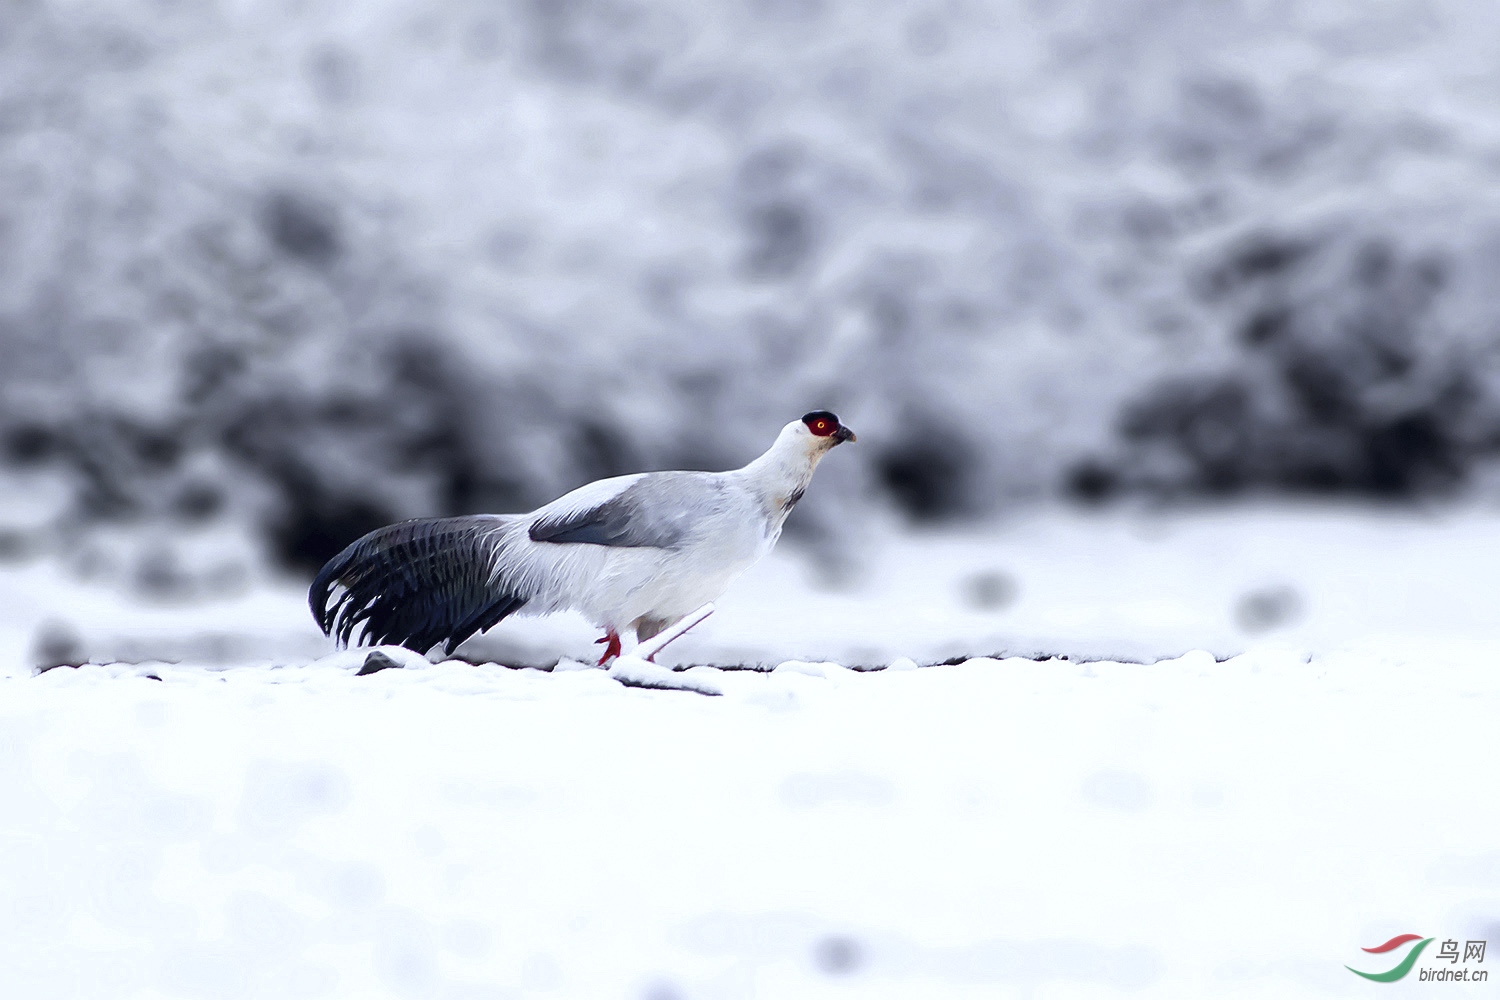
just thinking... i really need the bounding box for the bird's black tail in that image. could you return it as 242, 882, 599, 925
309, 515, 527, 655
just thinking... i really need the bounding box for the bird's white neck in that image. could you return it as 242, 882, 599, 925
734, 421, 827, 510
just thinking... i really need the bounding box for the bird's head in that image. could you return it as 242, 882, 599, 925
797, 410, 856, 450
753, 411, 856, 483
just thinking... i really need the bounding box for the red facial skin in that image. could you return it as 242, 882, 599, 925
806, 418, 835, 437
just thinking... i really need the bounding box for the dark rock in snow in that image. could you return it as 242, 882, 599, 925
1235, 585, 1305, 634
814, 934, 863, 975
963, 570, 1019, 610
33, 620, 87, 674
356, 650, 403, 676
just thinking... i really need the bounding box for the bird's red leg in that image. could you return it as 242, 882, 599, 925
595, 631, 622, 665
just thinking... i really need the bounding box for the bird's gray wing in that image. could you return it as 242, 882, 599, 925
527, 472, 712, 548
309, 515, 526, 655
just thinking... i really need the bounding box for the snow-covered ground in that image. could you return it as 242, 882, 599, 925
2, 505, 1498, 998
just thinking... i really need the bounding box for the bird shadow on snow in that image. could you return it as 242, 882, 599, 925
27, 644, 1196, 703
28, 637, 1204, 701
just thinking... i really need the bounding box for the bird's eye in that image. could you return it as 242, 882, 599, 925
801, 410, 840, 436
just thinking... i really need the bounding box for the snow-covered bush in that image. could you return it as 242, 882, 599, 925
6, 0, 1500, 585
1078, 215, 1500, 498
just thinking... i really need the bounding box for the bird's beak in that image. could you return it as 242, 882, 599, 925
833, 425, 856, 444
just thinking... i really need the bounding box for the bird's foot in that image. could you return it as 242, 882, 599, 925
636, 604, 715, 663
595, 631, 622, 665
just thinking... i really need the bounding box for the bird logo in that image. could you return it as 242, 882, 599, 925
1346, 934, 1432, 982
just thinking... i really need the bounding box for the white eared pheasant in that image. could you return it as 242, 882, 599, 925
310, 411, 856, 662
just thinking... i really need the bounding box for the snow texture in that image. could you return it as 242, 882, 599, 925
2, 506, 1498, 997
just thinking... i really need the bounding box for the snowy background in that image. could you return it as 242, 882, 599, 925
3, 1, 1500, 997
